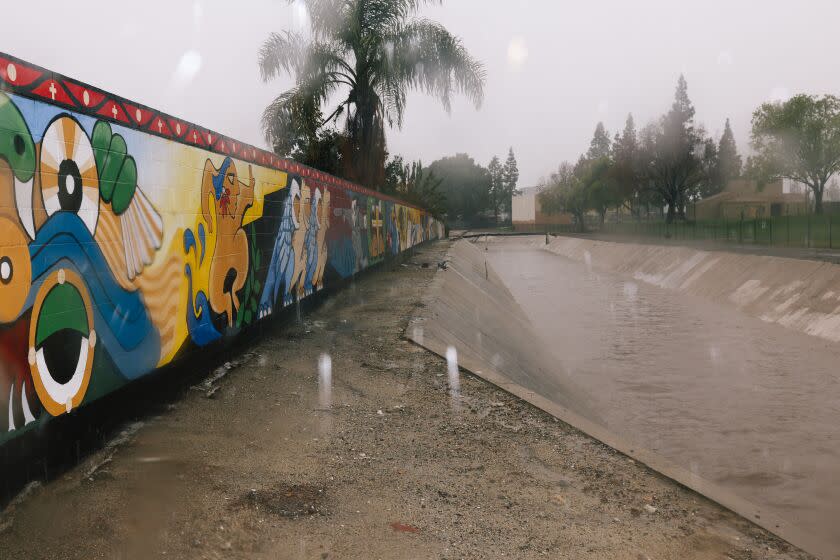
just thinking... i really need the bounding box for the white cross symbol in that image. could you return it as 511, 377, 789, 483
48, 82, 57, 100
207, 133, 212, 144
157, 119, 163, 133
193, 131, 197, 142
111, 104, 118, 119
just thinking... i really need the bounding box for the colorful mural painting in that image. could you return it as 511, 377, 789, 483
0, 53, 443, 444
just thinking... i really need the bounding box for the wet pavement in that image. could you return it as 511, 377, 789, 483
483, 237, 840, 556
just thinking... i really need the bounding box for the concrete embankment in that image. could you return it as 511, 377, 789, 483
411, 238, 830, 559
543, 236, 840, 343
407, 240, 598, 421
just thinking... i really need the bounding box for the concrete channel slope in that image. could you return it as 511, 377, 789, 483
409, 237, 837, 560
406, 240, 599, 421
544, 236, 840, 343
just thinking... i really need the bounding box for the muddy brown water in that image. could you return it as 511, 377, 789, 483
483, 237, 840, 556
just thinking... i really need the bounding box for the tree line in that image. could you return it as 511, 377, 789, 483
540, 76, 840, 227
376, 148, 520, 225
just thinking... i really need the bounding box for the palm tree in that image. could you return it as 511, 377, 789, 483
258, 0, 485, 188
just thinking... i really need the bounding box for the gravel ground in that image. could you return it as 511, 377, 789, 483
0, 240, 814, 560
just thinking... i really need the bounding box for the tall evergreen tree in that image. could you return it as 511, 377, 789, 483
717, 118, 742, 182
613, 114, 637, 160
669, 74, 696, 129
501, 147, 520, 216
612, 113, 641, 214
587, 122, 612, 159
488, 155, 504, 223
699, 137, 722, 198
639, 74, 706, 222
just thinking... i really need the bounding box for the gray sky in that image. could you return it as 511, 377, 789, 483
3, 0, 840, 187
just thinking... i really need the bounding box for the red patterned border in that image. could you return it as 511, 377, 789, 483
0, 52, 421, 210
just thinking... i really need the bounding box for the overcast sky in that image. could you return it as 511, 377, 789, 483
3, 0, 840, 187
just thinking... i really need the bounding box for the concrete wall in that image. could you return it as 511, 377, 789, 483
0, 52, 443, 444
511, 192, 536, 223
512, 191, 572, 229
543, 236, 840, 343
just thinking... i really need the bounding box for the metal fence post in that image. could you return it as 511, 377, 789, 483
807, 214, 811, 248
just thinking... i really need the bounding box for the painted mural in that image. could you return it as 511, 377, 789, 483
0, 53, 443, 444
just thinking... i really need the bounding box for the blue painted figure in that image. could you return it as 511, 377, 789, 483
259, 179, 301, 316
303, 187, 321, 296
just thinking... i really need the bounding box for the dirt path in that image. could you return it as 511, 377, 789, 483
0, 241, 813, 559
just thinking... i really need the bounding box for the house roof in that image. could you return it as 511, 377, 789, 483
515, 185, 544, 197
696, 190, 808, 206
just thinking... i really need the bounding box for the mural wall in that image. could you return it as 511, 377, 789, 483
0, 53, 444, 444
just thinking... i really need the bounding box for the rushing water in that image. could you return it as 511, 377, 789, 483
484, 238, 840, 554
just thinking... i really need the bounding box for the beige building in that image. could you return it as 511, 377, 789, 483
512, 186, 573, 230
692, 179, 808, 220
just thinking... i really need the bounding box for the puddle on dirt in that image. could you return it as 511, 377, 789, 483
330, 318, 357, 333
233, 484, 327, 518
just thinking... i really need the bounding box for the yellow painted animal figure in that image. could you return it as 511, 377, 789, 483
201, 158, 254, 327
369, 201, 385, 259
313, 189, 331, 291
291, 182, 311, 299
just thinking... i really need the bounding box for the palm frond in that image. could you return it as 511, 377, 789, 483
298, 40, 357, 85
261, 68, 345, 145
386, 18, 485, 119
258, 31, 306, 81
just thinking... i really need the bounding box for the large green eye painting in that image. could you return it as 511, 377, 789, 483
28, 268, 95, 416
0, 92, 36, 183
